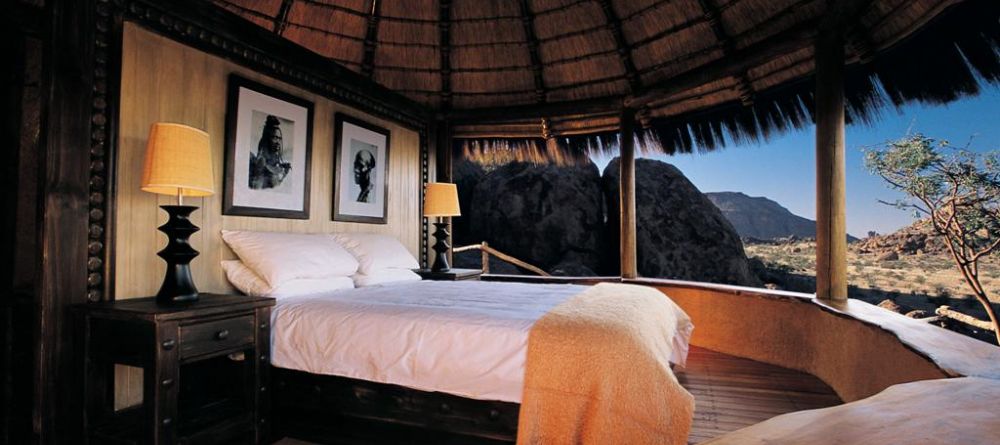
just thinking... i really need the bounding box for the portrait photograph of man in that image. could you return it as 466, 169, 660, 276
334, 114, 390, 224
349, 139, 377, 203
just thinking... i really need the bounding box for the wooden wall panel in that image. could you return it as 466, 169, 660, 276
115, 23, 423, 300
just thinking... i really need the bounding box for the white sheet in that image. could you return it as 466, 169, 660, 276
270, 280, 691, 403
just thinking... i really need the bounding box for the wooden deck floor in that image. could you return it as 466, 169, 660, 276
678, 346, 842, 444
277, 347, 841, 445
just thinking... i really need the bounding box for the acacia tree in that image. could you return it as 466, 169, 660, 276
865, 135, 1000, 344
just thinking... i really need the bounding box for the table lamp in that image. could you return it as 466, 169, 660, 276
423, 182, 461, 272
141, 123, 214, 304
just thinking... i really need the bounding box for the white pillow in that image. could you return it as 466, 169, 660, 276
352, 268, 422, 287
222, 260, 354, 298
221, 230, 359, 287
330, 233, 420, 274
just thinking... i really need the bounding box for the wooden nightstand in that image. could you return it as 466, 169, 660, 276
415, 268, 483, 281
75, 294, 275, 445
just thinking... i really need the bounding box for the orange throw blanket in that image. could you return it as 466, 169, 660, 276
517, 282, 695, 445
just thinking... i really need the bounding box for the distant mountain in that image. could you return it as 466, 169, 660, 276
706, 192, 858, 242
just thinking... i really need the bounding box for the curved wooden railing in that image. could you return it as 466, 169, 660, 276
453, 242, 551, 277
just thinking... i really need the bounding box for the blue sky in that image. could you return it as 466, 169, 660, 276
592, 87, 1000, 238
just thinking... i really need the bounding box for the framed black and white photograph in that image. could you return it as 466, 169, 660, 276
333, 114, 391, 224
223, 75, 313, 219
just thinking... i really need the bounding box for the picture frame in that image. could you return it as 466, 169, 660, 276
333, 113, 391, 224
223, 74, 313, 219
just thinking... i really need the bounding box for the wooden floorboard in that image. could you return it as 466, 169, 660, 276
276, 347, 841, 444
678, 346, 841, 444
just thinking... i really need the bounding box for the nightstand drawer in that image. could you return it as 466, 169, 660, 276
179, 315, 255, 359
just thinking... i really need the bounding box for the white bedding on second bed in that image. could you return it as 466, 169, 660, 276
270, 280, 690, 403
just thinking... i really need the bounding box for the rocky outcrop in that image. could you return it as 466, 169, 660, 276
853, 219, 947, 256
604, 158, 760, 286
464, 161, 606, 275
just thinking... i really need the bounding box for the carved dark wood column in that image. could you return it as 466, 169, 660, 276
619, 108, 638, 279
814, 28, 848, 301
36, 0, 96, 441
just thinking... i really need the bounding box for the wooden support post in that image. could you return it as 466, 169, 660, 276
435, 120, 453, 183
814, 29, 848, 301
432, 120, 454, 268
619, 109, 638, 279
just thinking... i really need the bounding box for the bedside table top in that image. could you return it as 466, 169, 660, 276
75, 293, 275, 322
415, 268, 483, 280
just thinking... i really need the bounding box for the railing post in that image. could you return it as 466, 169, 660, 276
619, 108, 638, 279
481, 241, 490, 274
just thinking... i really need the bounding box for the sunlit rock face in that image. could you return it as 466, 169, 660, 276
460, 161, 607, 276
603, 158, 760, 286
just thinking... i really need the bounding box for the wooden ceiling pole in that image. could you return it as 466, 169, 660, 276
273, 0, 295, 35
360, 0, 381, 77
518, 0, 547, 104
596, 0, 640, 94
697, 0, 754, 105
619, 108, 638, 279
439, 0, 453, 110
626, 21, 814, 108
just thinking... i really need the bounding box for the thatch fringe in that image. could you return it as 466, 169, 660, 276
457, 0, 1000, 165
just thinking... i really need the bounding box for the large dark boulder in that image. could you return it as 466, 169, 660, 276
466, 161, 606, 275
603, 158, 760, 286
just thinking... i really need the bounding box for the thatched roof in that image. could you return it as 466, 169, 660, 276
214, 0, 1000, 158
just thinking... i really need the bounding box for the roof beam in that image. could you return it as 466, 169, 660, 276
518, 0, 547, 103
595, 0, 640, 94
273, 0, 295, 35
697, 0, 754, 106
360, 0, 382, 77
626, 20, 815, 108
444, 96, 623, 123
439, 0, 453, 109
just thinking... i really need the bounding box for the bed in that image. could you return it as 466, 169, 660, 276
219, 230, 695, 444
267, 280, 695, 444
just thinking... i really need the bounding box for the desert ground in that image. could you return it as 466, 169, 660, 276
747, 239, 1000, 343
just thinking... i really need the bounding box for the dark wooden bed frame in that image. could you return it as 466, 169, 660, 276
272, 367, 519, 444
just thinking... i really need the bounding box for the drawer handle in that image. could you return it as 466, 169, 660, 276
215, 329, 230, 340
161, 339, 176, 350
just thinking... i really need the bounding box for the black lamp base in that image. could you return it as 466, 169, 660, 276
155, 205, 201, 305
431, 221, 452, 272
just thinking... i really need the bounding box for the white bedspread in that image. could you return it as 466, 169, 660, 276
270, 280, 691, 403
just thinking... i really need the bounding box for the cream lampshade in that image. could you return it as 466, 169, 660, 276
423, 182, 461, 217
141, 122, 215, 202
423, 182, 461, 272
141, 123, 214, 305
